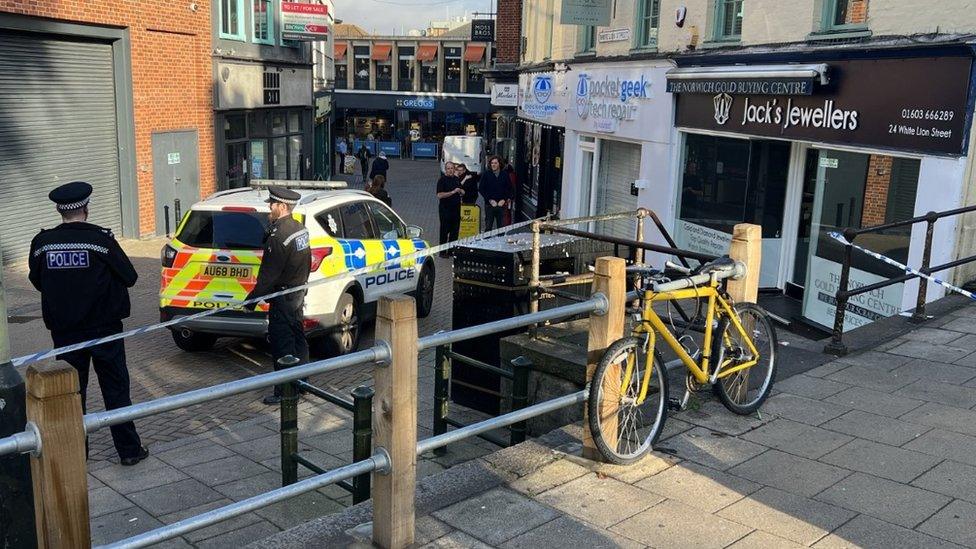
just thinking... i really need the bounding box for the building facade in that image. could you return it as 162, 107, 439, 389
0, 2, 214, 257
212, 0, 326, 192
519, 0, 976, 331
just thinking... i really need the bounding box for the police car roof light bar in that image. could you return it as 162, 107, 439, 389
250, 179, 348, 190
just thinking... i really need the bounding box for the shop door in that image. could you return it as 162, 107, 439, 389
152, 131, 200, 236
594, 140, 641, 238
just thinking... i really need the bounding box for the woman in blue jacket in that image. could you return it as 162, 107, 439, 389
479, 156, 512, 230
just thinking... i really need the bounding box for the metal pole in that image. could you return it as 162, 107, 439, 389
912, 212, 937, 323
635, 212, 646, 266
432, 345, 450, 456
825, 237, 854, 356
278, 355, 300, 486
164, 205, 171, 238
530, 221, 541, 317
0, 256, 37, 548
351, 385, 373, 504
509, 356, 531, 446
174, 199, 182, 227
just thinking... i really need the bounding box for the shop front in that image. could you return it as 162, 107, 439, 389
667, 49, 974, 330
334, 90, 492, 158
515, 70, 569, 221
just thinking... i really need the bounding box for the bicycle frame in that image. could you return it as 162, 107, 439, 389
621, 283, 760, 396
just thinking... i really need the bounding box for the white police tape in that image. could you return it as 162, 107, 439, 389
12, 217, 545, 367
828, 231, 976, 301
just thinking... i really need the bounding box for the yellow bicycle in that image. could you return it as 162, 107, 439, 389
588, 257, 778, 464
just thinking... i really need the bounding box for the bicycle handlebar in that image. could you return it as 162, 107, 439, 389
651, 261, 745, 293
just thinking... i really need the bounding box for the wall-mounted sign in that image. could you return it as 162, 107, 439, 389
396, 97, 436, 110
491, 84, 519, 107
560, 0, 612, 26
167, 152, 181, 165
574, 71, 652, 130
518, 72, 567, 125
471, 19, 495, 41
673, 56, 972, 155
598, 28, 632, 43
281, 2, 330, 41
563, 62, 671, 142
667, 79, 814, 95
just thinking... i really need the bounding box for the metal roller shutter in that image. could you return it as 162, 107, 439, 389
595, 140, 641, 239
0, 32, 122, 262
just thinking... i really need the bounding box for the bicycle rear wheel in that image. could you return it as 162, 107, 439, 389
587, 336, 669, 465
712, 302, 777, 415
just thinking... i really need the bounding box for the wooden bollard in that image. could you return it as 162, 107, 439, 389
727, 223, 762, 303
26, 363, 90, 548
582, 257, 627, 462
372, 295, 418, 549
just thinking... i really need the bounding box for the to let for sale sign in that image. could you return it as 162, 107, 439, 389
281, 2, 329, 41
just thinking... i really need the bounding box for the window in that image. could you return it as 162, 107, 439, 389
376, 63, 392, 91
335, 63, 348, 89
368, 203, 406, 240
316, 208, 344, 237
636, 0, 660, 48
220, 0, 246, 40
578, 26, 596, 53
821, 0, 869, 32
178, 211, 269, 249
272, 137, 288, 179
445, 47, 462, 93
398, 47, 415, 91
252, 0, 274, 45
339, 202, 376, 240
421, 63, 437, 92
714, 0, 743, 41
354, 46, 370, 90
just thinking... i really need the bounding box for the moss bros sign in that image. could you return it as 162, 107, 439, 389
673, 56, 973, 155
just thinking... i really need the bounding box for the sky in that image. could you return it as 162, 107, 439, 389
334, 0, 495, 35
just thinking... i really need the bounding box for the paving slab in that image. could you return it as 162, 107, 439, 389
774, 374, 851, 400
741, 419, 852, 459
184, 455, 272, 487
89, 506, 166, 546
813, 514, 964, 549
802, 361, 852, 379
195, 520, 281, 549
815, 472, 950, 528
730, 530, 808, 549
903, 401, 976, 437
536, 473, 659, 528
433, 488, 560, 546
254, 490, 346, 529
939, 317, 976, 335
890, 360, 976, 385
676, 399, 775, 436
820, 409, 930, 446
761, 394, 849, 426
127, 477, 224, 517
422, 530, 495, 549
836, 350, 912, 371
895, 379, 976, 409
156, 498, 264, 543
912, 460, 976, 503
729, 450, 850, 498
611, 499, 753, 549
917, 499, 976, 547
826, 386, 925, 418
636, 461, 760, 513
887, 339, 974, 363
904, 428, 976, 467
825, 365, 917, 393
948, 333, 976, 352
819, 438, 941, 483
153, 439, 237, 469
901, 327, 968, 344
88, 486, 135, 519
499, 515, 644, 549
509, 458, 590, 497
657, 427, 766, 471
91, 457, 189, 495
718, 487, 856, 545
567, 450, 680, 484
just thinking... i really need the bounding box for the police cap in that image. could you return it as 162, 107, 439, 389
265, 187, 301, 206
49, 181, 93, 211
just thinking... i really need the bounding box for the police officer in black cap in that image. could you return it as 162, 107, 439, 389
28, 182, 148, 465
244, 187, 311, 405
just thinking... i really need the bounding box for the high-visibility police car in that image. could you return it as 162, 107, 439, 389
159, 180, 433, 356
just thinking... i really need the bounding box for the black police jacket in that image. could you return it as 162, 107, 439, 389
247, 215, 311, 307
28, 222, 138, 334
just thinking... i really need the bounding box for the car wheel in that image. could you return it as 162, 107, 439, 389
415, 264, 435, 318
171, 329, 217, 352
326, 291, 361, 356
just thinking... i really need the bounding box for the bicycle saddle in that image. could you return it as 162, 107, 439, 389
694, 256, 736, 275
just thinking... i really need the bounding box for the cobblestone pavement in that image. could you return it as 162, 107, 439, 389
257, 300, 976, 549
4, 159, 452, 462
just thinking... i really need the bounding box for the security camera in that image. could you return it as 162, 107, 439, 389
189, 3, 199, 12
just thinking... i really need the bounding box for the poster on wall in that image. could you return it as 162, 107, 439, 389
280, 2, 330, 41
560, 0, 612, 25
672, 220, 782, 288
802, 256, 903, 331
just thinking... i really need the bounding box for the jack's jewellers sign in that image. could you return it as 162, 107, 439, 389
673, 56, 973, 155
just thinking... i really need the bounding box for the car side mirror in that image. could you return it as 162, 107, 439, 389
406, 225, 423, 239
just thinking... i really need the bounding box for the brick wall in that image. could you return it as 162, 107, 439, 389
0, 1, 214, 237
846, 0, 869, 24
861, 154, 892, 227
495, 0, 522, 64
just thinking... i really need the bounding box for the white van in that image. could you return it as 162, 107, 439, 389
441, 135, 484, 174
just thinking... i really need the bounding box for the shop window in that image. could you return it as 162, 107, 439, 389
289, 136, 302, 179
288, 111, 301, 133
635, 0, 660, 49
272, 111, 287, 135
467, 64, 484, 94
819, 0, 869, 33
226, 142, 248, 189
272, 137, 287, 179
220, 0, 246, 41
377, 63, 393, 91
444, 47, 462, 93
421, 63, 438, 92
225, 114, 246, 140
335, 64, 348, 89
713, 0, 743, 42
577, 26, 596, 53
398, 47, 415, 91
251, 0, 274, 45
354, 46, 370, 90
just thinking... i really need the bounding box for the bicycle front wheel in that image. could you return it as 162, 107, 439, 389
712, 302, 778, 415
587, 336, 669, 465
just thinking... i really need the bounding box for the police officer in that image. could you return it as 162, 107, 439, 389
244, 187, 311, 405
28, 182, 148, 465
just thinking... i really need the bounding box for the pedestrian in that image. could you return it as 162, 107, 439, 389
355, 143, 371, 184
28, 182, 148, 465
369, 150, 390, 181
367, 174, 392, 207
436, 162, 463, 257
244, 187, 312, 405
502, 157, 518, 225
336, 138, 348, 173
480, 156, 513, 230
456, 164, 479, 205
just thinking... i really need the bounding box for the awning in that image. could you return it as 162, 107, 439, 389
371, 44, 392, 61
334, 42, 347, 61
665, 63, 829, 95
463, 44, 486, 63
416, 43, 438, 62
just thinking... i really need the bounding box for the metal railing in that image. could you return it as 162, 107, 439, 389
0, 283, 611, 549
825, 205, 976, 356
